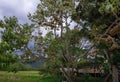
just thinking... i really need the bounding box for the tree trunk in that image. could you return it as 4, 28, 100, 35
61, 68, 74, 82
112, 65, 118, 82
54, 27, 57, 38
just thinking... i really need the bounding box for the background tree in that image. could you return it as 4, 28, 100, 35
0, 16, 33, 71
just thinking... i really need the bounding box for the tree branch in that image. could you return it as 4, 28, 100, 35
77, 18, 120, 60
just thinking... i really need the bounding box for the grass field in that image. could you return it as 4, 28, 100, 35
0, 71, 62, 82
0, 71, 103, 82
0, 71, 40, 82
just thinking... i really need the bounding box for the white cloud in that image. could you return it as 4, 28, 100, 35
0, 0, 40, 41
0, 0, 39, 23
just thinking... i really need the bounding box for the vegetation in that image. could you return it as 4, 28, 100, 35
0, 16, 33, 71
0, 71, 39, 82
0, 0, 120, 82
0, 71, 104, 82
74, 0, 120, 82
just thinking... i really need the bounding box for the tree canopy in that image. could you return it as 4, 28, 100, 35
0, 16, 33, 70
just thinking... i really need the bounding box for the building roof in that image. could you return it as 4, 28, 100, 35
78, 68, 103, 73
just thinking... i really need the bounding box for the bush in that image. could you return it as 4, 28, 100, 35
7, 62, 33, 72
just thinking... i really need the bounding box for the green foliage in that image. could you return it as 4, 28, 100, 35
7, 62, 33, 72
97, 41, 111, 49
112, 49, 120, 65
39, 76, 62, 82
99, 0, 120, 14
75, 77, 104, 82
0, 16, 33, 70
39, 70, 62, 82
74, 0, 116, 26
74, 1, 120, 82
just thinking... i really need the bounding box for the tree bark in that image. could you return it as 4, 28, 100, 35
60, 66, 74, 82
112, 65, 119, 82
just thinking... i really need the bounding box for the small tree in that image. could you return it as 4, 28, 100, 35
0, 16, 33, 71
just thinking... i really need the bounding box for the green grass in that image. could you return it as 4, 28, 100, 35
0, 71, 103, 82
39, 76, 62, 82
0, 71, 62, 82
75, 77, 104, 82
0, 71, 40, 82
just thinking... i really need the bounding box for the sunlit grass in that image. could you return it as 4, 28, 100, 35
0, 71, 62, 82
0, 71, 40, 82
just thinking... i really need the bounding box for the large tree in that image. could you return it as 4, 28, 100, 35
74, 0, 120, 82
29, 0, 88, 82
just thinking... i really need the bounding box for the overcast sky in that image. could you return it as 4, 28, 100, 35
0, 0, 39, 42
0, 0, 39, 23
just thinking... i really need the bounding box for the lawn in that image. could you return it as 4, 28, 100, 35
0, 71, 40, 82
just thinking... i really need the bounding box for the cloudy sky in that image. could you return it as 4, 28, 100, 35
0, 0, 77, 38
0, 0, 39, 23
0, 0, 39, 42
